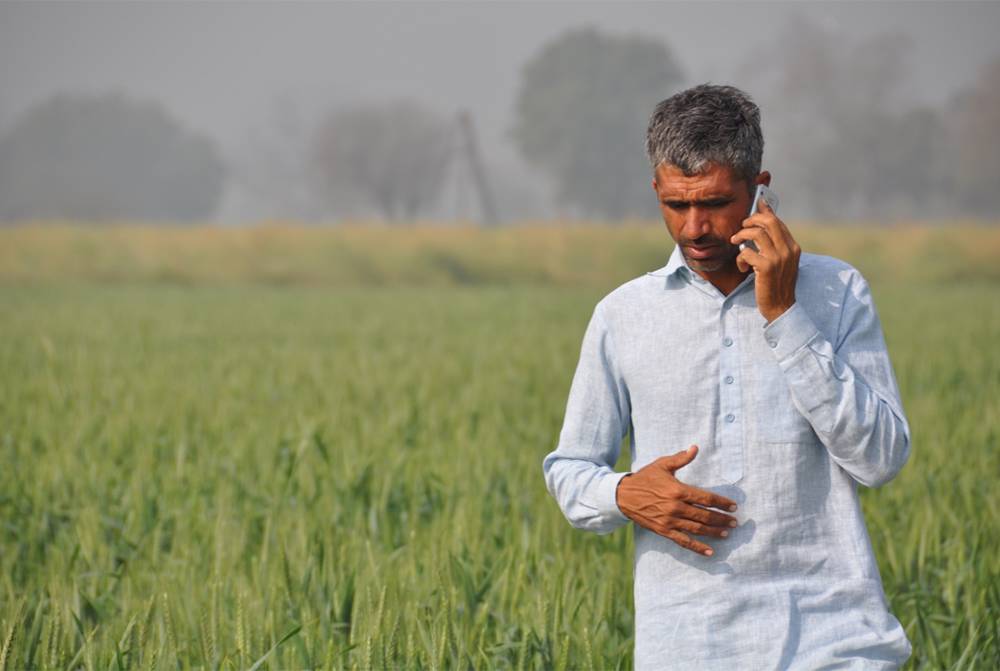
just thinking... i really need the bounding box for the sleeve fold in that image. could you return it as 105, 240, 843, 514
762, 274, 911, 488
542, 302, 632, 534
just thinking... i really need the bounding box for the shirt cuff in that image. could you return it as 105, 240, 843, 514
600, 470, 631, 525
762, 302, 821, 362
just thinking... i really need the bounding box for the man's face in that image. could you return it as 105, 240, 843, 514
652, 162, 769, 274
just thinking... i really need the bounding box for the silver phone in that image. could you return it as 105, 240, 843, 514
739, 184, 779, 252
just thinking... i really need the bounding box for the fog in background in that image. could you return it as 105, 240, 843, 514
1, 1, 998, 224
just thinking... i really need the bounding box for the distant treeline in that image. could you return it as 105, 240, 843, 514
0, 20, 997, 223
2, 222, 998, 287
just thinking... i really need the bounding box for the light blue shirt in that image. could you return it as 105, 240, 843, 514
543, 244, 912, 669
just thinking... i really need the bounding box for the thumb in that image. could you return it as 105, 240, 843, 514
659, 445, 698, 471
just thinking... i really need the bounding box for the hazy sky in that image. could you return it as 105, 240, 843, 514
2, 1, 998, 219
3, 1, 998, 139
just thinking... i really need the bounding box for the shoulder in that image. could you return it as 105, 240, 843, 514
797, 253, 882, 344
798, 252, 870, 296
799, 251, 862, 279
592, 271, 663, 322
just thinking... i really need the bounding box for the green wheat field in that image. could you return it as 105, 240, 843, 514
1, 223, 998, 669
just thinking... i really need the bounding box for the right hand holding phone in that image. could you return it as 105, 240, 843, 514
730, 195, 801, 324
615, 445, 739, 557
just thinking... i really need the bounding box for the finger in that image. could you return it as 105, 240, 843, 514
675, 502, 739, 529
756, 198, 799, 252
771, 215, 801, 257
674, 518, 731, 539
731, 225, 777, 258
736, 245, 767, 272
746, 204, 793, 257
679, 484, 738, 512
736, 252, 750, 273
654, 444, 698, 471
664, 529, 714, 556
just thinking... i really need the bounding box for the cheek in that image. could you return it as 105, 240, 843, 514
658, 206, 678, 229
717, 207, 747, 238
663, 216, 686, 242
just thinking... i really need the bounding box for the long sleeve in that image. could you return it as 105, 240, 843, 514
762, 268, 911, 487
542, 301, 632, 534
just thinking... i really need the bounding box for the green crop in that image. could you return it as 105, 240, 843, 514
0, 224, 997, 669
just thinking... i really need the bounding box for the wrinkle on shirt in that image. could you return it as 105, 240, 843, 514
542, 244, 912, 670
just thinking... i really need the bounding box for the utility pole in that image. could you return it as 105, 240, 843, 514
456, 109, 499, 226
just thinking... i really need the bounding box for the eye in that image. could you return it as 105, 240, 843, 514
704, 199, 731, 208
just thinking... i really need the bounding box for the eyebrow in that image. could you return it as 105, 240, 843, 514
661, 195, 735, 207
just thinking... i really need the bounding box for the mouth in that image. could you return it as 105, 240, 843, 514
683, 244, 720, 260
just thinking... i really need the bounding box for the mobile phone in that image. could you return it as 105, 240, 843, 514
739, 184, 779, 252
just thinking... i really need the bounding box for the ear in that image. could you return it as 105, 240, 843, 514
754, 170, 772, 187
651, 177, 658, 193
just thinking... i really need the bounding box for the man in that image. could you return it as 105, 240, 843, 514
542, 84, 911, 669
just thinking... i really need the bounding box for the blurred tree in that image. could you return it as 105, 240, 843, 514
948, 56, 1000, 217
510, 27, 684, 219
231, 97, 326, 221
742, 17, 952, 221
0, 91, 225, 221
310, 100, 452, 220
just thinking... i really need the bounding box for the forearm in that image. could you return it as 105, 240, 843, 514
543, 302, 632, 534
764, 303, 911, 487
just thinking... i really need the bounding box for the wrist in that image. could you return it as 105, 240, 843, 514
615, 473, 633, 515
763, 300, 795, 324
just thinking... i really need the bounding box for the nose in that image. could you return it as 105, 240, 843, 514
681, 206, 710, 241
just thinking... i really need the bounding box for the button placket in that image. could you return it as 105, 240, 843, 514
718, 302, 744, 483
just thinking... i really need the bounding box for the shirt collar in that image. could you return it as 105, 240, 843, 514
648, 243, 752, 296
646, 243, 813, 288
647, 244, 691, 281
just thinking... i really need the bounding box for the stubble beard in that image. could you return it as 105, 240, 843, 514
683, 245, 739, 273
686, 257, 727, 273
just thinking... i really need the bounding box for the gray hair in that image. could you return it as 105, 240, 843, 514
645, 84, 763, 188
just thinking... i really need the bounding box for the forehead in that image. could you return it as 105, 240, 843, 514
654, 162, 740, 198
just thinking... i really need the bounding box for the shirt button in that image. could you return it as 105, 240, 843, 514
724, 375, 734, 384
723, 337, 733, 347
768, 340, 778, 348
725, 413, 736, 423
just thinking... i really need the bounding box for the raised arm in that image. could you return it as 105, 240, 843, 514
731, 196, 910, 488
762, 270, 911, 487
542, 302, 632, 534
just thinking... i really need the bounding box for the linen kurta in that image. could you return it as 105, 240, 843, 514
542, 244, 912, 669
